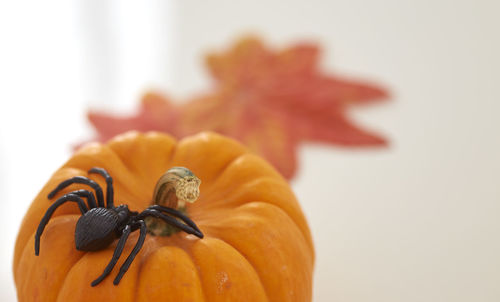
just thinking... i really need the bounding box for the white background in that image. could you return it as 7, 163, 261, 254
1, 0, 499, 301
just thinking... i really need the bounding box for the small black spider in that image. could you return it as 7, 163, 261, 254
34, 167, 203, 286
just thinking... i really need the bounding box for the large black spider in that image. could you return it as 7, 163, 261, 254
34, 167, 204, 286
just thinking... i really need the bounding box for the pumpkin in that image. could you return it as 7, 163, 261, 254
13, 131, 314, 301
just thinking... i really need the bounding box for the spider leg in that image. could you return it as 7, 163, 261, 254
35, 194, 88, 256
113, 220, 147, 285
147, 205, 203, 236
91, 224, 132, 287
71, 189, 98, 209
137, 209, 203, 238
88, 167, 114, 208
48, 176, 105, 208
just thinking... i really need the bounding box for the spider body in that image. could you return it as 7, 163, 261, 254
75, 206, 135, 252
35, 167, 203, 286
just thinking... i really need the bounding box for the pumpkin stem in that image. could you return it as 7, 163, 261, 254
146, 167, 201, 236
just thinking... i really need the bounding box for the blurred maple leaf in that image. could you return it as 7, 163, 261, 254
88, 37, 389, 179
88, 93, 180, 142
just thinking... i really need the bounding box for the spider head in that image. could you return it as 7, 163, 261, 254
114, 204, 137, 226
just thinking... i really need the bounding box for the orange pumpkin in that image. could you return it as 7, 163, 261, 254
13, 131, 314, 301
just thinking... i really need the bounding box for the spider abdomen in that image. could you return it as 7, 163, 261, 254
75, 207, 119, 251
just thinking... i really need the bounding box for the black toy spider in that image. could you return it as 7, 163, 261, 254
34, 167, 203, 286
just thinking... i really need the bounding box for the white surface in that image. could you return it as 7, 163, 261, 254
1, 0, 499, 301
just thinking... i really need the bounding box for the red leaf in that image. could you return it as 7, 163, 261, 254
86, 37, 390, 179
87, 93, 181, 141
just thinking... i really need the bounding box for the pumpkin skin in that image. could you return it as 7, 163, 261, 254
13, 131, 314, 302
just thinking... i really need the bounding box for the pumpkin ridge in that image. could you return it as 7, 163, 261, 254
131, 238, 162, 302
13, 168, 85, 274
56, 254, 91, 302
17, 237, 38, 299
210, 149, 254, 181
192, 152, 249, 205
56, 253, 90, 301
195, 236, 271, 302
171, 131, 249, 188
164, 133, 178, 166
195, 153, 285, 210
133, 234, 207, 301
57, 241, 140, 301
195, 177, 314, 256
230, 200, 314, 262
107, 132, 178, 198
135, 245, 206, 301
131, 240, 154, 302
238, 200, 314, 258
188, 151, 265, 215
64, 144, 149, 205
177, 244, 209, 302
18, 216, 85, 301
43, 168, 99, 213
47, 166, 144, 214
206, 201, 313, 301
107, 133, 151, 183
